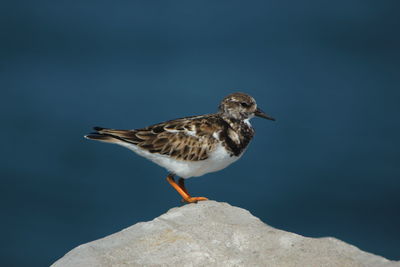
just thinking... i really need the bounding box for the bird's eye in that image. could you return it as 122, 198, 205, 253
240, 102, 250, 108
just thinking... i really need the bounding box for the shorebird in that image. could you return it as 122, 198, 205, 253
85, 92, 275, 203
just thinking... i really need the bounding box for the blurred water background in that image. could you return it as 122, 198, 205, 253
1, 1, 399, 266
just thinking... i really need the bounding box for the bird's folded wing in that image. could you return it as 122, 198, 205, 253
93, 116, 221, 161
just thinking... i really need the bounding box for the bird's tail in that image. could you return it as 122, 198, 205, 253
84, 126, 128, 144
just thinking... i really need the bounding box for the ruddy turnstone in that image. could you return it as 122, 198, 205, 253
85, 92, 275, 203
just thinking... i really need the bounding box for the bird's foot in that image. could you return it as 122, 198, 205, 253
167, 175, 208, 204
181, 196, 208, 203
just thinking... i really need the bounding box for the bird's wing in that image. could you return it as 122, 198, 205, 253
91, 116, 222, 161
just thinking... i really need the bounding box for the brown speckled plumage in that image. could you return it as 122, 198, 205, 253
85, 92, 275, 163
90, 113, 255, 162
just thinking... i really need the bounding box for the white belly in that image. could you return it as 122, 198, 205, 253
118, 142, 241, 178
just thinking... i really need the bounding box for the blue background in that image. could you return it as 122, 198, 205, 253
2, 1, 399, 266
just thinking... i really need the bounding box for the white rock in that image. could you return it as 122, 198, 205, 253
52, 201, 399, 267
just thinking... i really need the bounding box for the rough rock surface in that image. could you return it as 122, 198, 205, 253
52, 201, 399, 267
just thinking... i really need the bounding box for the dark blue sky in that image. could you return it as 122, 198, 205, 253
1, 1, 400, 266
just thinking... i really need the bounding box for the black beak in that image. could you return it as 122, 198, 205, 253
255, 108, 275, 121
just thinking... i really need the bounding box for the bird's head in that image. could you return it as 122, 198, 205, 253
218, 92, 275, 121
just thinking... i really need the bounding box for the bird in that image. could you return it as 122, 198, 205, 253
84, 92, 275, 203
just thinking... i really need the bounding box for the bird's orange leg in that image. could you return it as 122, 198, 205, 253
178, 178, 188, 194
166, 175, 208, 203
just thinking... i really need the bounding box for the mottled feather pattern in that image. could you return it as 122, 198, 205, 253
93, 114, 254, 161
94, 115, 218, 161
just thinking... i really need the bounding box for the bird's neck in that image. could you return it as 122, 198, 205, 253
220, 114, 252, 131
217, 114, 255, 157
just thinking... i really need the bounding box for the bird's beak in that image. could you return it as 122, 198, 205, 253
255, 108, 275, 121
